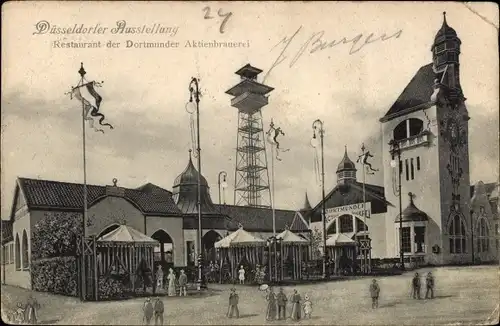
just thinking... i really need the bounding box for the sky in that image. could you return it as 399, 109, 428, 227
1, 1, 499, 219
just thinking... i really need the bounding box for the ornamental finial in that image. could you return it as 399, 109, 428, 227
112, 178, 118, 186
78, 62, 86, 78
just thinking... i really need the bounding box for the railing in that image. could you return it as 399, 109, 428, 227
396, 131, 430, 151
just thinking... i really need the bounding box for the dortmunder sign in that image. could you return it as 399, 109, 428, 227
325, 202, 372, 221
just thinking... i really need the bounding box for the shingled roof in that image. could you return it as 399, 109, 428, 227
380, 63, 435, 122
14, 178, 182, 216
215, 204, 309, 233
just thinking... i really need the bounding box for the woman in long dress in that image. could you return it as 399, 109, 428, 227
265, 287, 277, 321
238, 266, 245, 285
290, 289, 302, 320
302, 295, 312, 319
167, 268, 176, 296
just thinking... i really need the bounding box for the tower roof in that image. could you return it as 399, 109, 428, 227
173, 150, 208, 187
336, 146, 356, 173
396, 194, 429, 222
434, 12, 458, 44
302, 192, 312, 211
234, 64, 263, 79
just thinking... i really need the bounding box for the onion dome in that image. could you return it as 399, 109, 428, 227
336, 146, 357, 184
172, 150, 217, 214
396, 193, 429, 223
434, 12, 458, 44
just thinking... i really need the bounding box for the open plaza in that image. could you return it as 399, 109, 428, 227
1, 265, 498, 325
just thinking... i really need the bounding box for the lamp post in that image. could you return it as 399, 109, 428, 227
470, 209, 475, 264
187, 77, 203, 290
389, 139, 405, 271
311, 119, 328, 279
218, 171, 228, 205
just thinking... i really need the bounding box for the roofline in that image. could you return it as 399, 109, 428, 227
214, 203, 298, 213
379, 102, 434, 123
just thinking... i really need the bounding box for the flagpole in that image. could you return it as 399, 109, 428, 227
271, 140, 277, 283
361, 144, 367, 274
78, 62, 88, 301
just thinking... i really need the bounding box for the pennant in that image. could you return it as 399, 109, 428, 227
357, 146, 379, 175
71, 87, 104, 133
71, 81, 113, 132
266, 120, 290, 161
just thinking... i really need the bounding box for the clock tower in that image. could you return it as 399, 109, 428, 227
380, 13, 471, 265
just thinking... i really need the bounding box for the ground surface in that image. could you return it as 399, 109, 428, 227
1, 265, 499, 325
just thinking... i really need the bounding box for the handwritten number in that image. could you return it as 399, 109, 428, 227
203, 6, 232, 34
202, 6, 213, 19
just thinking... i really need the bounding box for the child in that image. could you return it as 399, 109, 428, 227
303, 295, 313, 319
238, 265, 245, 285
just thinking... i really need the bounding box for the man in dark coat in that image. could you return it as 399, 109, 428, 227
276, 288, 288, 320
154, 297, 164, 325
143, 298, 154, 325
425, 272, 435, 299
227, 288, 239, 318
369, 279, 380, 309
412, 272, 421, 299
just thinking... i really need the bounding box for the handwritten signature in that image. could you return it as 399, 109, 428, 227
263, 26, 403, 82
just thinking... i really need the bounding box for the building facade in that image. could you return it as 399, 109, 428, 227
1, 152, 309, 289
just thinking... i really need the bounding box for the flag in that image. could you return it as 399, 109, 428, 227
266, 120, 290, 161
71, 81, 113, 132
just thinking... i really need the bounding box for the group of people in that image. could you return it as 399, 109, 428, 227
227, 287, 312, 321
155, 266, 188, 297
10, 295, 40, 324
369, 271, 436, 309
142, 297, 164, 325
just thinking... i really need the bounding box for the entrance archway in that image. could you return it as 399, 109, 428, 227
151, 229, 174, 264
203, 230, 222, 263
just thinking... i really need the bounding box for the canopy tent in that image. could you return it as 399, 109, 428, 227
98, 225, 159, 244
214, 227, 266, 248
95, 224, 159, 298
325, 233, 357, 276
276, 229, 310, 280
215, 227, 266, 282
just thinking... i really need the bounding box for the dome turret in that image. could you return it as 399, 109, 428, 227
336, 146, 357, 184
172, 150, 217, 214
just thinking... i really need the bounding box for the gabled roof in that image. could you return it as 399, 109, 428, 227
310, 182, 392, 222
215, 204, 309, 233
14, 178, 182, 216
380, 63, 435, 122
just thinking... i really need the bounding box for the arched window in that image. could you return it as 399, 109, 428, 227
356, 218, 368, 232
476, 219, 489, 253
393, 118, 424, 141
22, 230, 29, 269
327, 220, 337, 235
15, 234, 20, 270
449, 215, 466, 254
339, 215, 353, 233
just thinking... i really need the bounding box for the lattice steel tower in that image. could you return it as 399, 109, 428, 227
226, 64, 274, 207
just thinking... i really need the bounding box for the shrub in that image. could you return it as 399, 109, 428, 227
32, 211, 93, 260
31, 256, 78, 296
98, 276, 128, 300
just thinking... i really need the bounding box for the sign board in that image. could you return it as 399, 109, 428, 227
325, 202, 371, 222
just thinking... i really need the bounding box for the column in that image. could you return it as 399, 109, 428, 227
335, 217, 340, 234
352, 215, 357, 234
411, 225, 415, 255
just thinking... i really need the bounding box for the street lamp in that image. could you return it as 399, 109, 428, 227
218, 171, 228, 205
311, 119, 328, 279
187, 77, 204, 290
266, 236, 283, 282
389, 139, 405, 271
470, 209, 475, 264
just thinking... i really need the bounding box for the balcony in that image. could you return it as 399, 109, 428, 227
396, 130, 431, 151
231, 92, 269, 114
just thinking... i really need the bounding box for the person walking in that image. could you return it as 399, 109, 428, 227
227, 288, 240, 318
302, 295, 313, 319
143, 298, 154, 325
412, 272, 421, 299
156, 265, 164, 290
153, 297, 164, 326
178, 269, 188, 297
276, 287, 288, 320
290, 289, 302, 320
167, 268, 176, 297
425, 272, 435, 299
370, 279, 380, 309
265, 287, 277, 321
